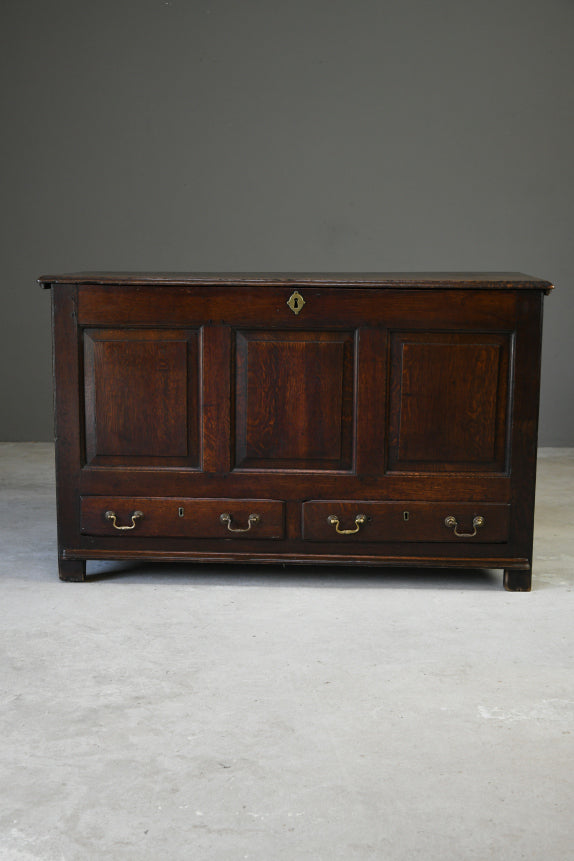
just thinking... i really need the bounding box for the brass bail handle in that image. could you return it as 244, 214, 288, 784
444, 515, 485, 538
220, 512, 261, 533
105, 510, 144, 530
327, 513, 367, 535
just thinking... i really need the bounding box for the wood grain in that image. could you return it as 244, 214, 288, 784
81, 497, 285, 539
40, 271, 554, 292
45, 273, 550, 589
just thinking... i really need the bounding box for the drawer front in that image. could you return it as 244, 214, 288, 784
81, 497, 285, 539
303, 501, 510, 543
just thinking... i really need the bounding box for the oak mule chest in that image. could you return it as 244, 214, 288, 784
40, 272, 552, 589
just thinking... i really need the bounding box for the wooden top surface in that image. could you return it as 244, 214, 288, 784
38, 271, 554, 292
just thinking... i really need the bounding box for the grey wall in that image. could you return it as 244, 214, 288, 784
1, 0, 573, 443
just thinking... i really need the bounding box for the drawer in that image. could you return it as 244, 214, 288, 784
80, 497, 285, 539
302, 501, 510, 543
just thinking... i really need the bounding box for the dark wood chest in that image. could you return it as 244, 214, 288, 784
40, 272, 552, 589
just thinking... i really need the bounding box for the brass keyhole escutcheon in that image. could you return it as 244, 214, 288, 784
287, 290, 305, 315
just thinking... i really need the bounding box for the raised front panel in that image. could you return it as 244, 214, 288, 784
387, 332, 512, 473
83, 329, 200, 466
234, 330, 355, 471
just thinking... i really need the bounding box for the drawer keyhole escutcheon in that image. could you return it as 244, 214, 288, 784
105, 510, 144, 531
327, 513, 367, 535
178, 507, 184, 518
287, 290, 305, 315
220, 512, 261, 533
403, 511, 410, 521
444, 515, 485, 538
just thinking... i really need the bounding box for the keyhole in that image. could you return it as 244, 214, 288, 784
403, 511, 410, 521
178, 507, 184, 518
287, 291, 305, 314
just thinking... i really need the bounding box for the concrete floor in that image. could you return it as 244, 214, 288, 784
0, 444, 573, 861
